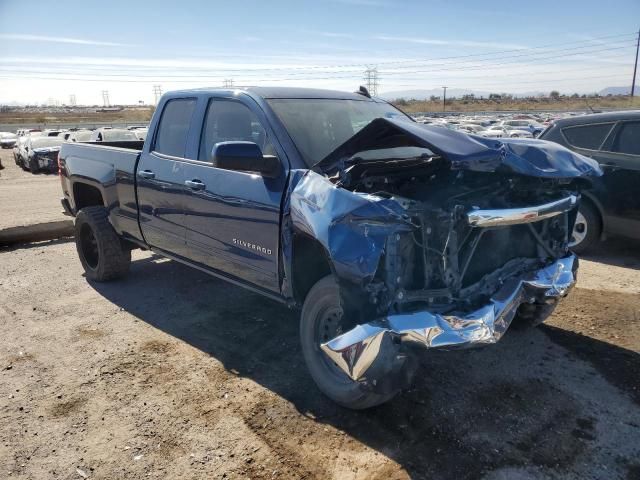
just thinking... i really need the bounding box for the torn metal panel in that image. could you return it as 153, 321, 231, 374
321, 254, 578, 381
314, 117, 602, 179
287, 169, 412, 286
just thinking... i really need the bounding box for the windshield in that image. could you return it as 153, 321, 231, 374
31, 137, 64, 148
267, 98, 410, 167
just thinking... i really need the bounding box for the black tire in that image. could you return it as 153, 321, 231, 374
75, 206, 131, 282
28, 157, 39, 173
514, 300, 559, 328
300, 275, 399, 409
570, 201, 601, 254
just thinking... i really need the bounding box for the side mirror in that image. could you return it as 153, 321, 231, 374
211, 141, 280, 178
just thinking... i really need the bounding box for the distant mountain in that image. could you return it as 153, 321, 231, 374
598, 86, 639, 96
379, 86, 640, 100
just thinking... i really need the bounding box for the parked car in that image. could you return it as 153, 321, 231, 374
60, 130, 93, 142
0, 132, 18, 148
538, 110, 640, 252
15, 131, 43, 168
59, 87, 600, 409
500, 119, 546, 137
132, 128, 148, 141
480, 126, 533, 138
25, 136, 65, 173
90, 128, 139, 142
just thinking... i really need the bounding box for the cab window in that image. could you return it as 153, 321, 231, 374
199, 99, 274, 161
154, 98, 197, 158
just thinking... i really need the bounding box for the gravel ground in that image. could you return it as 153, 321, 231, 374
0, 155, 639, 479
0, 150, 66, 231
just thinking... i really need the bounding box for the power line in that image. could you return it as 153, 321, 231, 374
0, 32, 635, 78
0, 44, 634, 86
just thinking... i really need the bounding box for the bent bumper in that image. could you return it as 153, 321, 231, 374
321, 254, 577, 381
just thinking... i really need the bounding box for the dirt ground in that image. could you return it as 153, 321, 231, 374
0, 150, 67, 231
1, 165, 639, 479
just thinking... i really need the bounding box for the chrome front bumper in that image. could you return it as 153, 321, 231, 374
321, 254, 577, 382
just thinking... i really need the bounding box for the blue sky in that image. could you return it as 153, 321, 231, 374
0, 0, 638, 104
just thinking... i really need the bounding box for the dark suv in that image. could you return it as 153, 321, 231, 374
539, 111, 640, 252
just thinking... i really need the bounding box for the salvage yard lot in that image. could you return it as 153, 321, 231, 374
1, 154, 639, 480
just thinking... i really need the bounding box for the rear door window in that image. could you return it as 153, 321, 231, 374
561, 123, 614, 150
603, 121, 640, 156
154, 98, 197, 158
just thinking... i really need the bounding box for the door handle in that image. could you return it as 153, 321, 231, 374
138, 170, 155, 179
185, 179, 206, 190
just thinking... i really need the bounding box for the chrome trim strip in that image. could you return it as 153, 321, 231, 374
467, 195, 578, 227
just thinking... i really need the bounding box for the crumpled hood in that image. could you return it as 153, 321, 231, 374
314, 117, 602, 179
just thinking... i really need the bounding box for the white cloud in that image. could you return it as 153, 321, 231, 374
0, 34, 133, 47
374, 34, 527, 50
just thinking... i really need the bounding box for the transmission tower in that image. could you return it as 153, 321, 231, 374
223, 79, 234, 88
101, 90, 110, 107
363, 66, 379, 96
153, 85, 163, 105
69, 94, 77, 106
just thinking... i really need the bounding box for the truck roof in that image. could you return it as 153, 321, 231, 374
166, 86, 383, 102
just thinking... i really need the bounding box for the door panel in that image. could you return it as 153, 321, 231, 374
182, 97, 285, 292
183, 164, 283, 291
136, 153, 189, 254
593, 121, 640, 238
136, 97, 197, 256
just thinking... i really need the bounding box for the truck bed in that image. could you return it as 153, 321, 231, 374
60, 141, 144, 242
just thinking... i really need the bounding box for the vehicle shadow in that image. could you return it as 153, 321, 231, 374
580, 237, 640, 270
90, 254, 640, 479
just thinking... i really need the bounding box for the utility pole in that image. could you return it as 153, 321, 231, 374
223, 79, 234, 88
152, 85, 163, 105
101, 90, 110, 107
632, 28, 639, 98
442, 86, 448, 112
363, 66, 379, 96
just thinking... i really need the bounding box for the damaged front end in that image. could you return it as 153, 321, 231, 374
287, 118, 601, 389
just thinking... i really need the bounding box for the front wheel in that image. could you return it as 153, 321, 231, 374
300, 275, 399, 409
75, 206, 131, 281
28, 157, 39, 173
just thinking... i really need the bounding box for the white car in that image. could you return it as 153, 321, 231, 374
499, 120, 545, 137
479, 126, 533, 138
0, 132, 17, 149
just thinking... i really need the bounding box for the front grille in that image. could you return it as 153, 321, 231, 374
462, 224, 539, 287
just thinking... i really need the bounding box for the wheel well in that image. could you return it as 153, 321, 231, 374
73, 183, 104, 212
292, 234, 333, 304
580, 193, 605, 234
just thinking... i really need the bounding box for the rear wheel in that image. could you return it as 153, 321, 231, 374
300, 275, 399, 409
75, 206, 131, 281
569, 202, 601, 254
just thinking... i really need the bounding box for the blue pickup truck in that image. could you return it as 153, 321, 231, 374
59, 87, 601, 409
